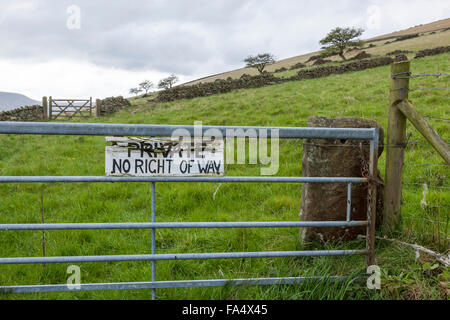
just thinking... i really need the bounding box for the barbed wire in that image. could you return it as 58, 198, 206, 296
410, 73, 450, 79
427, 205, 450, 209
423, 116, 450, 122
387, 68, 448, 248
302, 140, 423, 148
391, 72, 450, 79
397, 114, 450, 245
403, 179, 449, 245
403, 182, 450, 189
390, 71, 449, 103
410, 87, 449, 92
403, 215, 448, 225
405, 162, 450, 167
400, 228, 450, 242
390, 87, 449, 92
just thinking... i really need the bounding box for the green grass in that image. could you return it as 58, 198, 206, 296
0, 53, 448, 300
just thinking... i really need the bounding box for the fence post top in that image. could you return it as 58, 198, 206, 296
391, 61, 411, 72
392, 60, 410, 65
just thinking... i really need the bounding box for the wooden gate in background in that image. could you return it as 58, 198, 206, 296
48, 97, 93, 120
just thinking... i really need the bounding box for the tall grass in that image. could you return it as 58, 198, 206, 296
0, 53, 448, 299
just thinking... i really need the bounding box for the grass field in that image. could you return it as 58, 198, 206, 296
0, 53, 448, 300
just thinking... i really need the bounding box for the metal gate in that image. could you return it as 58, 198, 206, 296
0, 122, 379, 298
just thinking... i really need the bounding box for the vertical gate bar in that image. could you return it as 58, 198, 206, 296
49, 96, 53, 120
89, 97, 92, 118
346, 183, 352, 222
366, 129, 379, 267
96, 99, 101, 117
151, 182, 156, 300
42, 97, 48, 120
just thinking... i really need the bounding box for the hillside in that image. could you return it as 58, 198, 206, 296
366, 17, 450, 42
1, 19, 449, 301
182, 20, 450, 86
1, 51, 448, 300
0, 91, 39, 111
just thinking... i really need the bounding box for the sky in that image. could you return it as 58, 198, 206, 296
0, 0, 449, 100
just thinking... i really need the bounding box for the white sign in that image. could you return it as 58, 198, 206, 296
105, 137, 224, 177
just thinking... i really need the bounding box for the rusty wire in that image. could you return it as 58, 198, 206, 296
403, 182, 450, 189
405, 163, 449, 167
302, 140, 423, 148
391, 72, 450, 79
423, 116, 450, 122
390, 87, 449, 92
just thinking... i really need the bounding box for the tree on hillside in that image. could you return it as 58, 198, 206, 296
158, 74, 179, 90
319, 27, 364, 61
139, 80, 153, 94
243, 53, 276, 74
129, 87, 142, 96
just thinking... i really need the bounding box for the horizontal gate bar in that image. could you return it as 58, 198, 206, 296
0, 122, 376, 139
0, 276, 347, 293
0, 250, 366, 265
0, 176, 368, 183
0, 221, 369, 231
52, 99, 90, 102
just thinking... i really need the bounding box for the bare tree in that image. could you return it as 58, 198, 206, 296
243, 53, 276, 74
319, 27, 364, 61
129, 87, 142, 97
139, 80, 153, 94
158, 74, 179, 90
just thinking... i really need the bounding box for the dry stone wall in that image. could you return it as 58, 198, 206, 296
156, 73, 283, 102
385, 50, 413, 56
289, 62, 306, 70
414, 46, 450, 59
350, 51, 372, 60
154, 46, 448, 103
288, 56, 394, 81
0, 105, 44, 121
157, 57, 395, 102
97, 96, 131, 116
274, 67, 288, 73
312, 58, 332, 65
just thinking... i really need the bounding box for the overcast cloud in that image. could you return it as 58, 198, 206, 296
0, 0, 448, 100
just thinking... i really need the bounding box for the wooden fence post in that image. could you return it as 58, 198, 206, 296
42, 96, 48, 120
383, 61, 410, 231
90, 97, 93, 118
48, 96, 53, 121
96, 99, 102, 117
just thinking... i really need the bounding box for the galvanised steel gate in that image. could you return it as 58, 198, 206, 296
0, 122, 379, 298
